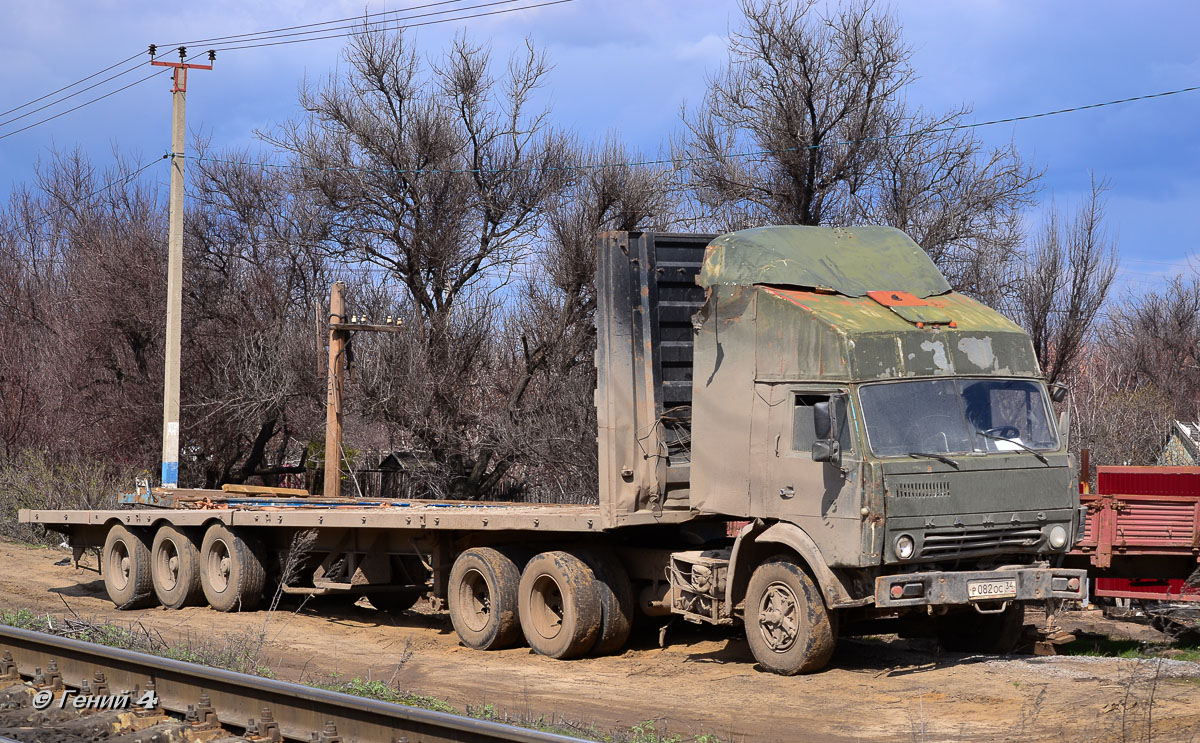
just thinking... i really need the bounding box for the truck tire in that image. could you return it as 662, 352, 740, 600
102, 525, 155, 609
744, 557, 837, 675
577, 548, 634, 656
151, 525, 202, 609
518, 551, 603, 659
934, 603, 1025, 654
448, 547, 522, 650
200, 523, 266, 612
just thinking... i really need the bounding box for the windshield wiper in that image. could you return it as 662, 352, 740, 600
977, 431, 1049, 464
908, 451, 960, 469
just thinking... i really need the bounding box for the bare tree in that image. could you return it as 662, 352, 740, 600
270, 25, 574, 498
1013, 178, 1118, 385
501, 138, 679, 501
1107, 274, 1200, 422
674, 0, 1039, 300
185, 151, 333, 486
1069, 346, 1174, 467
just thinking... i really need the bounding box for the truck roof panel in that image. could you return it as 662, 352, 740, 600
698, 225, 952, 298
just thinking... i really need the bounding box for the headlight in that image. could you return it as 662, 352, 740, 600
895, 534, 916, 560
1048, 525, 1068, 550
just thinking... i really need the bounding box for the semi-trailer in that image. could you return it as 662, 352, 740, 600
20, 225, 1088, 674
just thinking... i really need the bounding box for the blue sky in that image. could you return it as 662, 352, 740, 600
2, 0, 1198, 293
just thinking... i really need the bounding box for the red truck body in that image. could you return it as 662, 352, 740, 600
1073, 466, 1200, 603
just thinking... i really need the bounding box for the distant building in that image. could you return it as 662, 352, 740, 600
1159, 421, 1200, 466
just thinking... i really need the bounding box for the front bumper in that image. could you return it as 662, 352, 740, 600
874, 565, 1087, 608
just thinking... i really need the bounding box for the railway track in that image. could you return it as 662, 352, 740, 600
0, 624, 586, 743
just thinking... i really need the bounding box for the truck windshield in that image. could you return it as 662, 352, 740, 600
858, 378, 1059, 457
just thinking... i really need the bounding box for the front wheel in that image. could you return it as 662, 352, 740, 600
744, 557, 837, 675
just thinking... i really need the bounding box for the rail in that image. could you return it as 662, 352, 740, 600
0, 624, 587, 743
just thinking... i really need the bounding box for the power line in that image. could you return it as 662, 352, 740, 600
158, 0, 476, 48
0, 58, 149, 130
0, 51, 145, 119
206, 0, 574, 52
0, 66, 172, 142
173, 78, 1200, 178
0, 2, 570, 143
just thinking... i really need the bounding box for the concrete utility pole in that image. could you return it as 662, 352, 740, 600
324, 282, 347, 498
150, 45, 213, 488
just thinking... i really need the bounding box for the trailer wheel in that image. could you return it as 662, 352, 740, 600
518, 551, 603, 660
744, 557, 837, 675
448, 547, 522, 650
577, 548, 634, 656
151, 525, 202, 609
102, 525, 155, 609
200, 524, 266, 612
934, 603, 1025, 654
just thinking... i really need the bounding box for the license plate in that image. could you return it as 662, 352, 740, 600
967, 578, 1016, 601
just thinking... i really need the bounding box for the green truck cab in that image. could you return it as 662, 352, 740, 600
608, 225, 1087, 673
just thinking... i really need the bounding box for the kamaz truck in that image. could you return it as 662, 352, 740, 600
20, 225, 1087, 674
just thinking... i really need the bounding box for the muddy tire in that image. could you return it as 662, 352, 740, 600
200, 523, 266, 612
577, 549, 634, 656
744, 557, 837, 675
151, 525, 202, 609
935, 603, 1025, 654
518, 551, 603, 660
369, 590, 422, 614
102, 525, 155, 609
448, 547, 522, 650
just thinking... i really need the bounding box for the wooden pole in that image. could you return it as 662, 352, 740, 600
323, 282, 346, 498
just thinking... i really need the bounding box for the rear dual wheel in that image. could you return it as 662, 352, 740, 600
448, 547, 523, 650
518, 551, 603, 659
446, 547, 635, 659
200, 523, 266, 612
151, 526, 203, 609
102, 525, 155, 609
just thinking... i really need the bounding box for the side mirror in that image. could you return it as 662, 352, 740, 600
812, 439, 841, 465
1050, 383, 1068, 403
813, 400, 832, 440
811, 399, 842, 466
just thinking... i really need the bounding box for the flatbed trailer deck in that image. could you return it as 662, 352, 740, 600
24, 496, 689, 533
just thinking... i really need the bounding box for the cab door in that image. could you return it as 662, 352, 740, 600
751, 384, 864, 563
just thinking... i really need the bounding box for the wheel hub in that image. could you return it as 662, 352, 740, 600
758, 582, 800, 652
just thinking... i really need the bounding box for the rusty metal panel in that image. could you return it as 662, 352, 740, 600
689, 286, 757, 516
1074, 467, 1200, 566
594, 231, 712, 521
1097, 466, 1200, 496
752, 288, 1041, 382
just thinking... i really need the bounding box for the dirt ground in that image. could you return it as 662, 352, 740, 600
1, 541, 1198, 743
